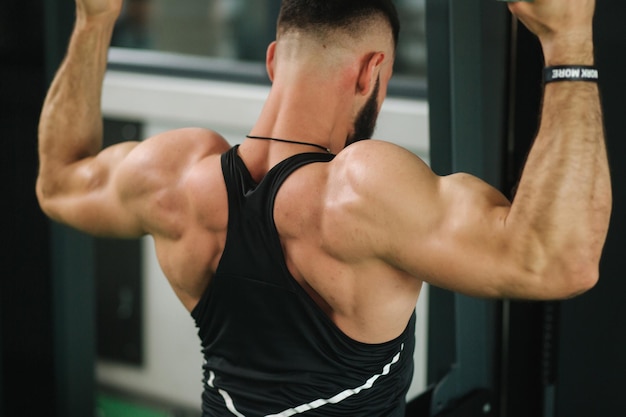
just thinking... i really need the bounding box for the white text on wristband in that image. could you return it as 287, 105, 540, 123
544, 65, 599, 83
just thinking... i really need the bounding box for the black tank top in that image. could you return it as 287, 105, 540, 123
191, 146, 416, 416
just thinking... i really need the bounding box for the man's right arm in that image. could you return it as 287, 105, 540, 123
355, 0, 611, 300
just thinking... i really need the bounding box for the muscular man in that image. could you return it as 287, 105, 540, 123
37, 0, 611, 415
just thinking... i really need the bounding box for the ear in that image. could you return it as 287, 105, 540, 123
356, 51, 385, 96
266, 41, 278, 82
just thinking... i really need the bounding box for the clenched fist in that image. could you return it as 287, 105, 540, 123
509, 0, 594, 38
508, 0, 595, 65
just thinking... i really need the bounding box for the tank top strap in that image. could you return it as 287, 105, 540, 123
264, 150, 336, 203
217, 146, 334, 286
220, 145, 258, 210
220, 145, 334, 208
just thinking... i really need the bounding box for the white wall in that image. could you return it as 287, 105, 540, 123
98, 70, 431, 409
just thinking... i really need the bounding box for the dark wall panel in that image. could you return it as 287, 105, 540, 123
96, 120, 145, 367
1, 1, 95, 416
0, 1, 56, 415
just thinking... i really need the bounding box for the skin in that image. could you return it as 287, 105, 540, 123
37, 0, 611, 344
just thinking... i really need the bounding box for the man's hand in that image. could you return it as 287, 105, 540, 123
508, 0, 595, 64
508, 0, 595, 37
75, 0, 123, 24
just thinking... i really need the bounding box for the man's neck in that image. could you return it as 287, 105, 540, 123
252, 76, 353, 153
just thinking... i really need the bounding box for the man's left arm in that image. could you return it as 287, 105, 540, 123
37, 0, 146, 237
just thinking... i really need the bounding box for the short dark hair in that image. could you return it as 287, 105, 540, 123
277, 0, 400, 50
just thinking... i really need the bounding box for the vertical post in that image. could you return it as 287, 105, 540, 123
499, 19, 545, 417
50, 225, 96, 417
425, 0, 511, 414
424, 0, 457, 396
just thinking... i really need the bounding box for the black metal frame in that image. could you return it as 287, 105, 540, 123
414, 0, 513, 415
498, 18, 546, 417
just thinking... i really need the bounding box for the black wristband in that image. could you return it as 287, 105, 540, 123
544, 65, 599, 83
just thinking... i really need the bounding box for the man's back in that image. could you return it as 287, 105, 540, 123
131, 133, 425, 344
191, 145, 415, 416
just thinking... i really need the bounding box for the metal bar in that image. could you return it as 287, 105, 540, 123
425, 0, 511, 414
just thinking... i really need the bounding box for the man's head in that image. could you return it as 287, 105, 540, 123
267, 1, 399, 150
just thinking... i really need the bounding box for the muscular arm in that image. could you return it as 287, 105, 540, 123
501, 36, 609, 297
349, 0, 610, 300
38, 8, 118, 168
36, 3, 144, 236
485, 3, 608, 298
496, 0, 611, 297
36, 2, 230, 238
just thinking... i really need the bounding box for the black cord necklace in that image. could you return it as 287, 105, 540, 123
246, 135, 332, 154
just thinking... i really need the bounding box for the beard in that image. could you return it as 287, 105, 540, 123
345, 76, 381, 148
